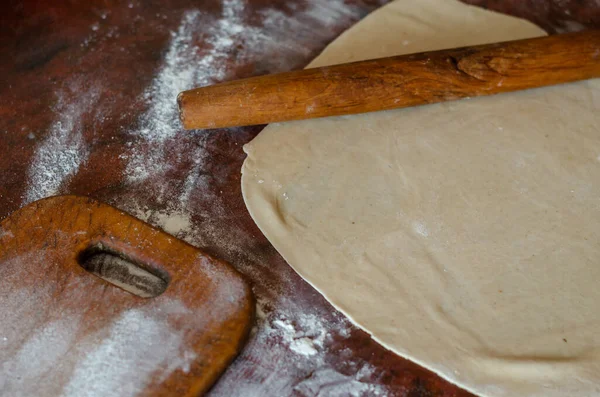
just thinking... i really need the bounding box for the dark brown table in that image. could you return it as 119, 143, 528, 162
1, 1, 598, 395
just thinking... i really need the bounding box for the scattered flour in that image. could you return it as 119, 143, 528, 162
272, 312, 328, 359
124, 0, 367, 185
209, 297, 389, 397
132, 204, 195, 240
0, 277, 196, 397
125, 0, 249, 183
0, 228, 13, 239
290, 337, 319, 356
293, 368, 388, 397
115, 1, 391, 395
159, 212, 193, 236
125, 9, 202, 183
0, 316, 79, 397
16, 0, 392, 395
24, 84, 100, 204
61, 302, 196, 397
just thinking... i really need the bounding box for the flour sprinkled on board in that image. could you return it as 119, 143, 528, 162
62, 301, 196, 397
0, 259, 61, 396
24, 84, 100, 204
111, 0, 390, 395
0, 249, 196, 397
131, 204, 195, 241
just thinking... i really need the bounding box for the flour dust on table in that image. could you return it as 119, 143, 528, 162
110, 0, 392, 396
242, 0, 600, 396
24, 82, 101, 204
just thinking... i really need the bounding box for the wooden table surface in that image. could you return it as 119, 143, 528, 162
1, 1, 598, 396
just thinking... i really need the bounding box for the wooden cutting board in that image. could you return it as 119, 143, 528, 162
0, 195, 254, 397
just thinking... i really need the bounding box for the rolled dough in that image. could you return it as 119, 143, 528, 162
241, 0, 600, 395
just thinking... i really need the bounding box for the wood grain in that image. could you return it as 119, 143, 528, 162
178, 30, 600, 129
0, 195, 254, 396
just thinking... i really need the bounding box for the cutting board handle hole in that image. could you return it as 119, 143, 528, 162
78, 244, 170, 298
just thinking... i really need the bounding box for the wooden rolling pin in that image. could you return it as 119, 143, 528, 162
178, 30, 600, 130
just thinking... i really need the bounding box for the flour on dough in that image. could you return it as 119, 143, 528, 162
242, 0, 600, 396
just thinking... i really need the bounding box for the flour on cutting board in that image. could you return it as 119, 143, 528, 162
0, 312, 81, 397
0, 253, 194, 397
0, 277, 195, 397
0, 255, 78, 396
61, 301, 196, 397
